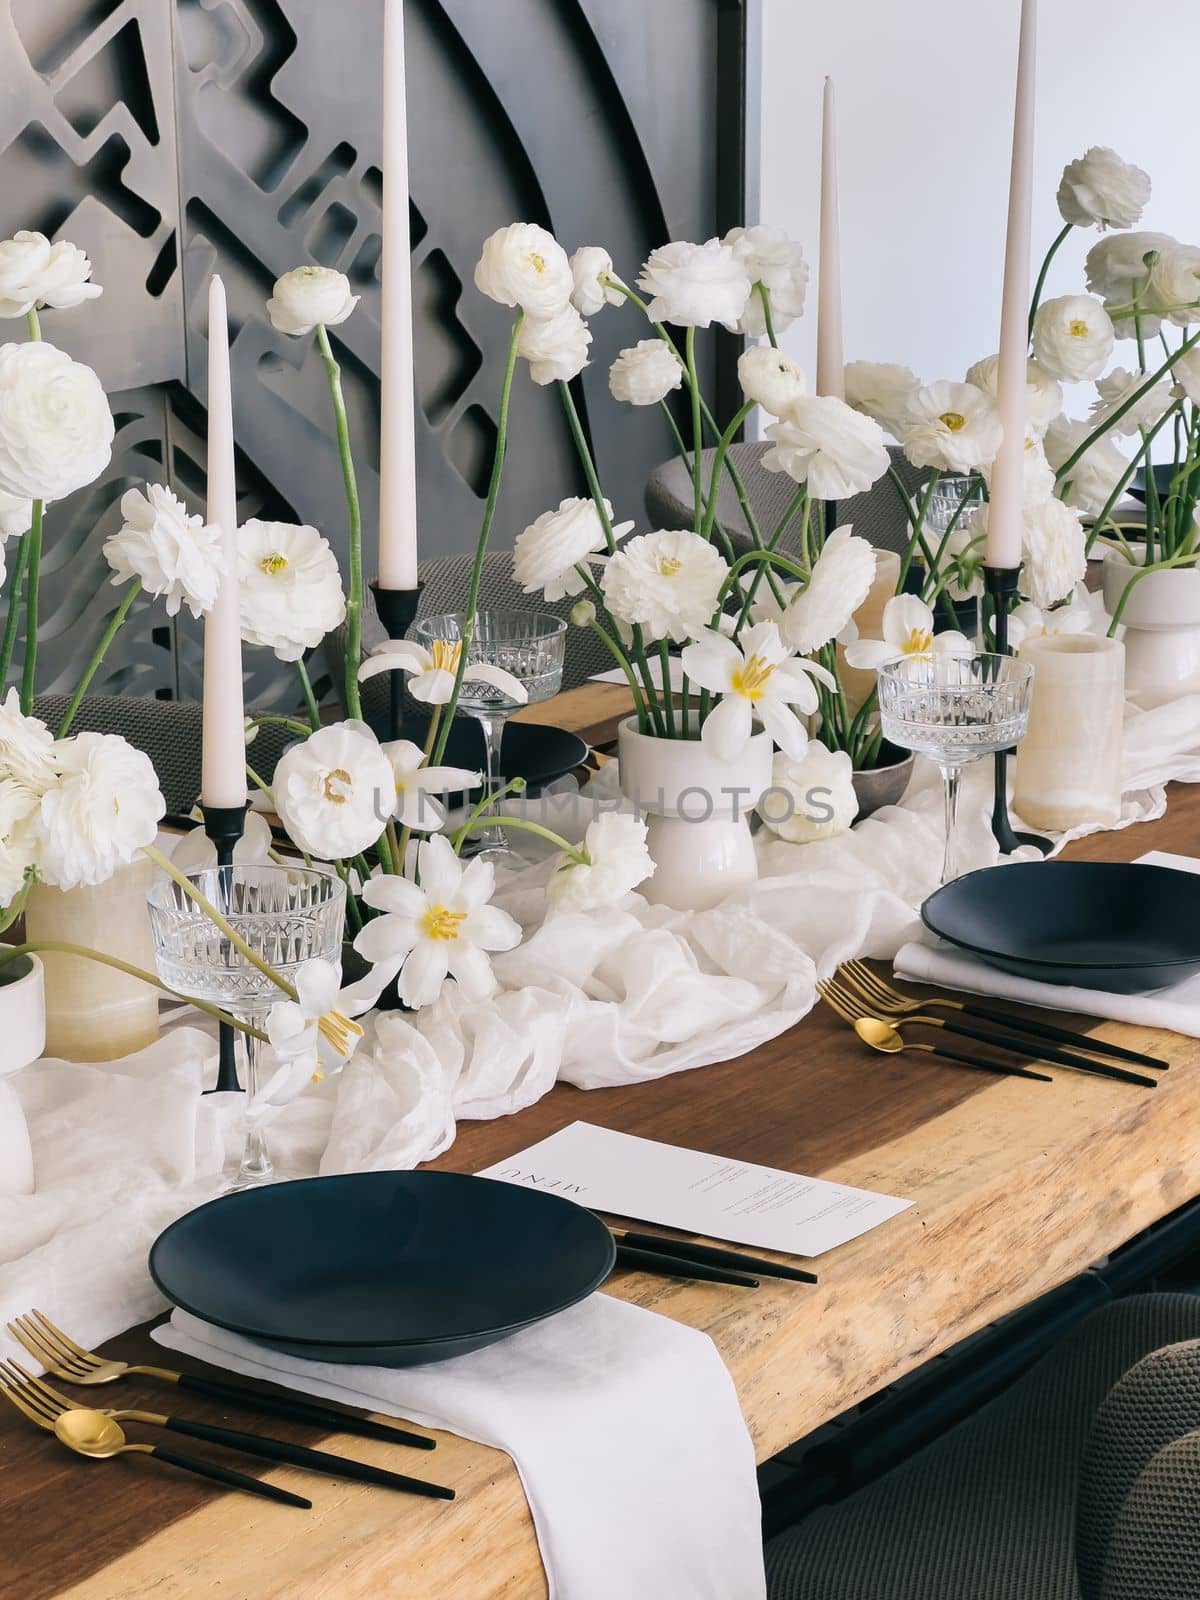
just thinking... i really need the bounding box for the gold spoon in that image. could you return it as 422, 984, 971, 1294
853, 1016, 1052, 1081
53, 1408, 311, 1507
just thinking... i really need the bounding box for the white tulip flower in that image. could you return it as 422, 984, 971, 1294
359, 638, 528, 708
843, 595, 973, 672
681, 620, 835, 764
381, 739, 480, 834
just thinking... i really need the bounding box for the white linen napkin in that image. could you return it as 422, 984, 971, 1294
893, 851, 1200, 1036
155, 1296, 767, 1600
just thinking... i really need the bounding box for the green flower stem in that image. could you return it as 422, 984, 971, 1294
685, 326, 704, 532
658, 640, 677, 736
701, 401, 754, 542
1085, 404, 1179, 555
450, 775, 528, 855
558, 380, 615, 550
57, 581, 141, 736
142, 842, 298, 1001
630, 624, 667, 736
247, 714, 313, 739
394, 704, 442, 874
0, 529, 32, 692
0, 940, 268, 1041
337, 863, 363, 933
0, 881, 30, 936
315, 323, 364, 721
657, 403, 737, 567
920, 481, 983, 606
454, 813, 584, 860
431, 311, 524, 769
714, 547, 813, 611
244, 762, 274, 804
757, 283, 778, 349
295, 657, 322, 729
578, 604, 650, 733
734, 485, 807, 630
896, 471, 942, 591
19, 498, 43, 715
1027, 223, 1072, 338
26, 308, 40, 340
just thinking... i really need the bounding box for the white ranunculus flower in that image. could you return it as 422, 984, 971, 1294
354, 834, 522, 1009
238, 520, 346, 661
681, 620, 834, 764
1172, 348, 1200, 407
1031, 295, 1115, 383
0, 490, 32, 540
899, 380, 1003, 475
1019, 496, 1089, 608
0, 341, 114, 502
273, 721, 395, 859
600, 528, 729, 644
0, 777, 39, 905
1043, 417, 1129, 516
980, 430, 1055, 505
359, 638, 527, 707
512, 495, 632, 602
762, 395, 890, 500
964, 353, 1063, 436
843, 594, 973, 671
267, 266, 358, 336
474, 224, 573, 318
546, 812, 655, 912
753, 526, 876, 654
1008, 590, 1096, 650
0, 689, 57, 799
736, 345, 806, 416
757, 742, 858, 844
0, 231, 102, 318
1090, 367, 1172, 436
1085, 231, 1176, 334
723, 225, 808, 336
103, 483, 225, 619
636, 238, 752, 331
608, 339, 683, 406
843, 361, 921, 437
35, 733, 163, 890
381, 739, 480, 834
517, 305, 591, 385
1148, 243, 1200, 327
569, 246, 623, 316
1057, 147, 1151, 231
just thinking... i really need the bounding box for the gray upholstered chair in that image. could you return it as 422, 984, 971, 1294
644, 442, 928, 560
765, 1292, 1200, 1600
32, 694, 296, 816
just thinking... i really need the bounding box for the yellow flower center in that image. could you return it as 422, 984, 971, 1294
939, 411, 966, 432
730, 653, 775, 703
322, 767, 352, 804
1069, 318, 1089, 338
422, 904, 466, 943
526, 251, 547, 275
317, 1010, 364, 1059
658, 555, 683, 576
430, 639, 462, 673
260, 552, 288, 575
903, 628, 935, 655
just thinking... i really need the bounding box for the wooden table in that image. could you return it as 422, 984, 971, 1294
4, 688, 1198, 1600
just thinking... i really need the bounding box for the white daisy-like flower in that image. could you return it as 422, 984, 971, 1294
636, 238, 752, 331
36, 732, 164, 891
1031, 295, 1115, 383
272, 721, 396, 859
608, 339, 683, 406
756, 742, 858, 843
964, 353, 1063, 437
1090, 367, 1173, 435
569, 246, 624, 316
1043, 418, 1129, 517
239, 520, 347, 662
512, 496, 632, 603
353, 834, 522, 1009
517, 305, 591, 385
103, 483, 225, 619
844, 361, 921, 437
681, 620, 835, 764
1008, 590, 1096, 650
762, 395, 890, 499
359, 638, 528, 707
381, 739, 480, 834
899, 381, 1003, 474
752, 527, 876, 654
842, 594, 973, 672
723, 225, 809, 336
600, 528, 729, 644
546, 812, 655, 912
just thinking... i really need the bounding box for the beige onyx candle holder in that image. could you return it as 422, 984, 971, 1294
1013, 633, 1125, 833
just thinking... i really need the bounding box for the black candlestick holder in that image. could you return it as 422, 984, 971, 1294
369, 579, 423, 743
984, 565, 1051, 857
202, 801, 248, 1093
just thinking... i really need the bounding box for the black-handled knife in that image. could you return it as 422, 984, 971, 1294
167, 1370, 435, 1450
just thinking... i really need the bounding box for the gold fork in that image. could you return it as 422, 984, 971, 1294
6, 1308, 434, 1450
839, 958, 1167, 1071
0, 1359, 309, 1507
817, 979, 1050, 1081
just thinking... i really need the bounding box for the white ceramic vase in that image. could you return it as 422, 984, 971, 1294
1102, 547, 1200, 710
617, 717, 773, 911
0, 953, 44, 1195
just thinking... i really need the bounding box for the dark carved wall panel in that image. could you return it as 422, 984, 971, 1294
0, 0, 747, 706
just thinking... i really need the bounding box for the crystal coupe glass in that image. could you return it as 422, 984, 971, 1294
148, 864, 345, 1187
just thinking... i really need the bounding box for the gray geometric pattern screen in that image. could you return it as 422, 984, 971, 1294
0, 0, 734, 709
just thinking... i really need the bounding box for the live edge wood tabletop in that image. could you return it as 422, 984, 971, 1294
3, 685, 1198, 1600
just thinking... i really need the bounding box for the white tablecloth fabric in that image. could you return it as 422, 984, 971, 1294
155, 1300, 767, 1600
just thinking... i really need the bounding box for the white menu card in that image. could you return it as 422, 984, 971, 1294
478, 1121, 911, 1259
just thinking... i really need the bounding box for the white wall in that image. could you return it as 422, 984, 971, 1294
758, 0, 1200, 394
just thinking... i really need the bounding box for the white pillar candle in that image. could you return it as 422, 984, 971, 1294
201, 275, 247, 811
378, 0, 420, 591
815, 77, 845, 402
985, 0, 1037, 570
1013, 633, 1124, 830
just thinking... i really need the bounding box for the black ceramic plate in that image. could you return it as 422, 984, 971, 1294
150, 1172, 616, 1367
922, 861, 1200, 993
402, 715, 589, 801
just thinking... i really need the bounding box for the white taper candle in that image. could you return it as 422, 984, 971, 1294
201, 275, 247, 810
816, 77, 845, 401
